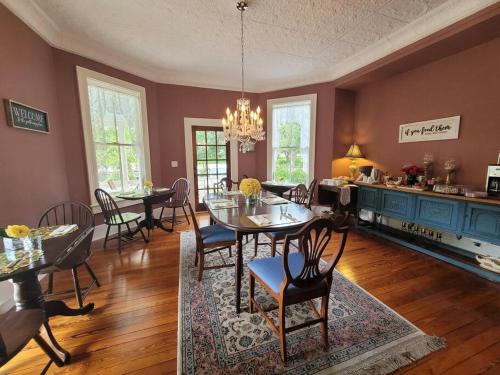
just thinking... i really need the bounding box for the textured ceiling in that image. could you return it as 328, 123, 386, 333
9, 0, 494, 91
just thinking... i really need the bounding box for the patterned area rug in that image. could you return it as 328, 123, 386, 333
177, 231, 445, 374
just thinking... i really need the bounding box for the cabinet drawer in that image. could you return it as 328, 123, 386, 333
358, 187, 379, 211
463, 203, 500, 245
415, 196, 462, 232
381, 190, 415, 220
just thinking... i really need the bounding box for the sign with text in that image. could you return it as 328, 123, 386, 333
4, 99, 49, 133
399, 116, 460, 143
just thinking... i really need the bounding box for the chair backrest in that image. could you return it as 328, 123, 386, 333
282, 217, 348, 290
306, 178, 318, 209
94, 189, 122, 225
38, 201, 95, 230
214, 177, 241, 193
170, 178, 190, 207
187, 202, 203, 249
289, 184, 308, 205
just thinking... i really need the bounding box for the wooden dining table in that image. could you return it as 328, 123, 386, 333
116, 188, 175, 239
0, 226, 95, 366
204, 192, 315, 313
260, 181, 297, 197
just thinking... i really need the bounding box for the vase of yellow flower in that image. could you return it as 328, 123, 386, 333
239, 178, 261, 205
144, 179, 154, 194
1, 225, 33, 251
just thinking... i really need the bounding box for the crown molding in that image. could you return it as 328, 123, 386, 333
1, 0, 498, 93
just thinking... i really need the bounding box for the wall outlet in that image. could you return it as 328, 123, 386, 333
171, 161, 178, 168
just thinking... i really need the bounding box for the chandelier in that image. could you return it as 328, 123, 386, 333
222, 1, 265, 153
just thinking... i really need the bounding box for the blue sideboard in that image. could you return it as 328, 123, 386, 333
357, 184, 500, 281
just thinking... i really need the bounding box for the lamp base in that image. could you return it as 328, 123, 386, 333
348, 160, 358, 180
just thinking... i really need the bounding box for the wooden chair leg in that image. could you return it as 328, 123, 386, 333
278, 298, 287, 362
253, 233, 259, 257
197, 249, 204, 281
320, 294, 330, 348
271, 238, 276, 257
171, 207, 177, 231
84, 261, 101, 287
182, 205, 190, 225
117, 224, 122, 253
103, 225, 110, 249
71, 267, 84, 308
228, 245, 232, 257
159, 206, 165, 221
135, 220, 147, 243
47, 273, 54, 294
194, 248, 199, 266
249, 273, 255, 313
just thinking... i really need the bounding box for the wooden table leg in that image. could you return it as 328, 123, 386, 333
235, 231, 244, 314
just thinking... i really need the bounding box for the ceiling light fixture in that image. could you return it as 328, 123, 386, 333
222, 1, 265, 153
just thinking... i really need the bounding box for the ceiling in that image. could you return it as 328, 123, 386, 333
2, 0, 497, 92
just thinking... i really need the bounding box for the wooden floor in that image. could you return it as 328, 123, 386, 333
2, 214, 499, 374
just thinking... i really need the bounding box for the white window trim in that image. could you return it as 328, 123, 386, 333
266, 93, 317, 184
184, 118, 238, 211
76, 66, 152, 212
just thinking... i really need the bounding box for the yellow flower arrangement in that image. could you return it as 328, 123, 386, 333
239, 178, 261, 197
5, 225, 31, 238
144, 180, 154, 189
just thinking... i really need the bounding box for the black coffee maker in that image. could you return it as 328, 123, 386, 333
486, 165, 500, 196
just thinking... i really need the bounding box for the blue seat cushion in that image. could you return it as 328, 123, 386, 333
200, 224, 235, 245
248, 252, 325, 296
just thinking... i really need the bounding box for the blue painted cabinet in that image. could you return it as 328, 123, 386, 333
358, 187, 380, 211
463, 203, 500, 245
414, 196, 463, 232
380, 190, 415, 220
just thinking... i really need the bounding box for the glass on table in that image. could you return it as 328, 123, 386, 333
280, 204, 288, 216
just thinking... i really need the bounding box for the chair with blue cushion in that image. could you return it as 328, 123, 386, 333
187, 202, 236, 281
248, 217, 348, 362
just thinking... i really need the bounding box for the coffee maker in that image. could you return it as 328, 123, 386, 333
486, 165, 500, 196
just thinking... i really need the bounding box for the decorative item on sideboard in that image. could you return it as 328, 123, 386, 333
423, 153, 434, 181
345, 143, 363, 179
444, 159, 457, 185
401, 164, 424, 186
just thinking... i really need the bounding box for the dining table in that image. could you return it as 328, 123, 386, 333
204, 192, 315, 314
260, 181, 297, 197
116, 188, 176, 239
0, 225, 95, 366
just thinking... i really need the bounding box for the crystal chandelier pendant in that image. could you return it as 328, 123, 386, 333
221, 1, 265, 153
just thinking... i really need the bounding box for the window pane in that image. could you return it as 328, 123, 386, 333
207, 161, 217, 175
122, 145, 142, 192
206, 131, 216, 145
196, 146, 206, 160
208, 174, 218, 188
116, 93, 140, 145
198, 189, 207, 204
88, 85, 117, 143
195, 131, 206, 145
217, 162, 227, 174
197, 161, 207, 174
197, 176, 208, 189
95, 144, 121, 192
207, 146, 217, 160
217, 146, 226, 160
216, 131, 225, 145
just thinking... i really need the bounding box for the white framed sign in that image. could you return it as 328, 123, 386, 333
399, 116, 460, 143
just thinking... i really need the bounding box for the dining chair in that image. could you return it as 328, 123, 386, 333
187, 202, 236, 281
159, 178, 190, 230
248, 217, 349, 362
0, 307, 63, 369
306, 178, 318, 209
254, 184, 310, 257
38, 201, 99, 308
94, 189, 147, 253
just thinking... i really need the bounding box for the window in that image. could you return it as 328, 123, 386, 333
267, 94, 317, 184
77, 67, 151, 207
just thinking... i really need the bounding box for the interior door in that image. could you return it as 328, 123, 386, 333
192, 126, 231, 211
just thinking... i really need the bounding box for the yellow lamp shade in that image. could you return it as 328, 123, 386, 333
345, 144, 363, 159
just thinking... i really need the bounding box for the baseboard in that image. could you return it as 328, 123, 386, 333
92, 207, 177, 241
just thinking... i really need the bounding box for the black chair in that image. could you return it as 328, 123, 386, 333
0, 307, 66, 370
159, 178, 190, 230
94, 189, 147, 253
254, 184, 310, 257
306, 178, 318, 209
213, 177, 240, 193
38, 201, 100, 308
248, 217, 349, 362
187, 202, 235, 281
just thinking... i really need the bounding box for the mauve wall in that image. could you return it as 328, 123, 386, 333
256, 83, 336, 181
354, 37, 500, 188
157, 85, 258, 184
0, 5, 69, 226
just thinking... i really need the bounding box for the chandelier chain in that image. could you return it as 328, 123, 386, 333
240, 7, 244, 98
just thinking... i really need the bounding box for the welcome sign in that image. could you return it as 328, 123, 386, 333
4, 99, 49, 133
399, 116, 460, 143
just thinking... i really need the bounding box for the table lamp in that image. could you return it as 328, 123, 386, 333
345, 143, 363, 179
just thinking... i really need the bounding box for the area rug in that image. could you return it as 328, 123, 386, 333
177, 231, 445, 374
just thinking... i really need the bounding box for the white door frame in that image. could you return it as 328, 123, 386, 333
184, 118, 238, 211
